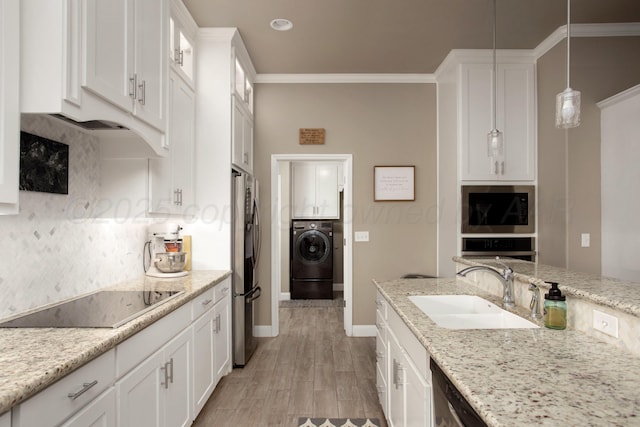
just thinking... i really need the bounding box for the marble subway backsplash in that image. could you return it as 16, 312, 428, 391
0, 115, 152, 319
455, 258, 640, 357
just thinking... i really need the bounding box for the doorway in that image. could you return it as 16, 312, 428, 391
270, 154, 353, 336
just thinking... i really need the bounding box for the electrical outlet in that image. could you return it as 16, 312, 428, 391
581, 233, 590, 247
593, 309, 619, 338
354, 231, 369, 242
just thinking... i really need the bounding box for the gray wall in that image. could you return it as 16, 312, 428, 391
254, 83, 437, 326
537, 36, 640, 273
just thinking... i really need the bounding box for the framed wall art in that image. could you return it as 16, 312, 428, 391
374, 166, 415, 201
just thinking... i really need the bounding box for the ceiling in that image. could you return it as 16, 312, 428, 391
182, 0, 640, 74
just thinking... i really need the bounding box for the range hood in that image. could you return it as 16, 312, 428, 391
50, 114, 130, 131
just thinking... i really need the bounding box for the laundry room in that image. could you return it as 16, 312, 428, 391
279, 160, 344, 302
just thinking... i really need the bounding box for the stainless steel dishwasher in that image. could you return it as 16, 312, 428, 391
430, 358, 487, 427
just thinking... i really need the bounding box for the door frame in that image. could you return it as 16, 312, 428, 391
270, 154, 353, 336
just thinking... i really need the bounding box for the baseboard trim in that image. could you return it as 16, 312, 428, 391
280, 292, 291, 301
254, 325, 276, 338
351, 325, 377, 337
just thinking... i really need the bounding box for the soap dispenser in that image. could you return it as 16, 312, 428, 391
544, 282, 567, 330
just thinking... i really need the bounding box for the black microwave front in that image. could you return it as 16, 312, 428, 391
461, 185, 535, 234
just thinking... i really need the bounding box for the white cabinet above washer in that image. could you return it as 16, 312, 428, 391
291, 162, 340, 219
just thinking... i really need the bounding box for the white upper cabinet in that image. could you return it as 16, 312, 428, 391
0, 0, 19, 214
234, 58, 254, 115
291, 162, 340, 219
231, 53, 255, 172
21, 0, 168, 156
169, 0, 197, 85
148, 71, 195, 215
232, 97, 253, 173
84, 0, 167, 132
196, 28, 256, 178
459, 60, 536, 181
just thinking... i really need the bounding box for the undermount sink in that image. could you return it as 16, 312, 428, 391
408, 295, 539, 329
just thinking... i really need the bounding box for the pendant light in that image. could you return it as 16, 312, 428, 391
487, 0, 503, 158
555, 0, 581, 128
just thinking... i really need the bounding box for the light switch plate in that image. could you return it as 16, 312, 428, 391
581, 233, 590, 247
593, 309, 619, 338
354, 231, 369, 242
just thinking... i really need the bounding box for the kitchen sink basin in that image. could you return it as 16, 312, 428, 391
408, 295, 539, 329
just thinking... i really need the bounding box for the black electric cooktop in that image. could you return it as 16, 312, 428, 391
0, 290, 184, 328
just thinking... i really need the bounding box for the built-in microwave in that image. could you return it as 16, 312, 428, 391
461, 185, 535, 234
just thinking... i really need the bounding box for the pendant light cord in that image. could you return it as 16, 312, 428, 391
492, 0, 497, 131
566, 0, 571, 88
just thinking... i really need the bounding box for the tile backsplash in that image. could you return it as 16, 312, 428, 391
0, 115, 152, 319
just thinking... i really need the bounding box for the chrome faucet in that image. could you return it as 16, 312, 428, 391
528, 283, 543, 320
457, 261, 515, 308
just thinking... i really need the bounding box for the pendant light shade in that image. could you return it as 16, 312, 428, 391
555, 0, 581, 128
487, 0, 503, 158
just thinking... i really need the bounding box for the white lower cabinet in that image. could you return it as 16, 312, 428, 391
12, 349, 116, 427
377, 291, 432, 427
162, 329, 192, 427
116, 349, 164, 427
193, 277, 231, 416
61, 388, 116, 427
213, 292, 231, 379
11, 278, 232, 427
117, 328, 192, 427
375, 295, 389, 417
193, 308, 216, 415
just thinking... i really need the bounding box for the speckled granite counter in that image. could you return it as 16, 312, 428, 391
0, 270, 230, 416
374, 277, 640, 426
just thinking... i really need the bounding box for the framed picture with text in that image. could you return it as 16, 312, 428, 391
374, 166, 415, 201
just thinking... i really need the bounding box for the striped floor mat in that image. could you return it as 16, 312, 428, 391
297, 418, 380, 427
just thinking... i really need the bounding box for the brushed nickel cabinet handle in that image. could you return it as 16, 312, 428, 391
67, 380, 98, 400
138, 80, 146, 105
129, 74, 137, 99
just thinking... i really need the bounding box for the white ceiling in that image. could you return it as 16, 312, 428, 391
182, 0, 640, 74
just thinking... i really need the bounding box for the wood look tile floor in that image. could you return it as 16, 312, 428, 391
192, 304, 388, 426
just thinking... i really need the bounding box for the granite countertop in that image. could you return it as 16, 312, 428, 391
0, 270, 231, 416
374, 276, 640, 426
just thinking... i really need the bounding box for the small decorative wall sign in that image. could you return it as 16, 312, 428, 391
19, 131, 69, 195
374, 166, 415, 201
299, 128, 325, 145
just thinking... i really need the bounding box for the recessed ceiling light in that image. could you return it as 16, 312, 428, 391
270, 18, 293, 32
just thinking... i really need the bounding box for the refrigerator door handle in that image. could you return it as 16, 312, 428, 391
245, 286, 261, 303
252, 199, 261, 269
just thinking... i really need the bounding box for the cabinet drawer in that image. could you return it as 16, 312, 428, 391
13, 349, 116, 427
214, 278, 231, 303
192, 288, 215, 320
116, 302, 191, 377
388, 306, 430, 382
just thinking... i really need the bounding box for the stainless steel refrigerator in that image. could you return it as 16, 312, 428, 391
232, 169, 261, 367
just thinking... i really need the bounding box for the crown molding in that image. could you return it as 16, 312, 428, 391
533, 23, 640, 59
434, 49, 534, 79
597, 83, 640, 109
255, 73, 436, 84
